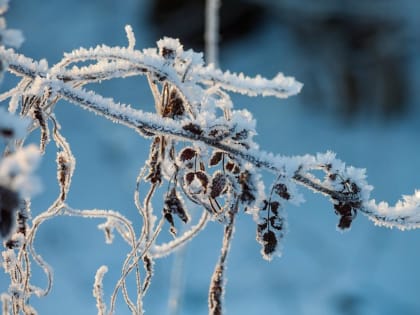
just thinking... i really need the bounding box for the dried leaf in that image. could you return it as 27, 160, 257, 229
262, 231, 277, 256
209, 151, 223, 166
185, 172, 195, 185
210, 172, 227, 198
274, 183, 290, 200
179, 147, 196, 162
195, 171, 209, 191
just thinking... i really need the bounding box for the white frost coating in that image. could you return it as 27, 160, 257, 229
196, 66, 303, 98
93, 265, 108, 315
365, 191, 420, 230
125, 25, 135, 50
150, 211, 210, 258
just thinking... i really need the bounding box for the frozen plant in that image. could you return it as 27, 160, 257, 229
1, 10, 420, 315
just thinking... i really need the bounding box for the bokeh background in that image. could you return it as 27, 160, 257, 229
2, 0, 420, 314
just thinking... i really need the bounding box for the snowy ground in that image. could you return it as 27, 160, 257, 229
2, 1, 420, 314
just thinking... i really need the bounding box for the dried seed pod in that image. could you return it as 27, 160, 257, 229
146, 138, 162, 184
210, 172, 227, 198
57, 152, 71, 201
209, 151, 223, 167
33, 104, 49, 152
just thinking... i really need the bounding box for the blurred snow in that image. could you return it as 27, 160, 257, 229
2, 1, 420, 315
